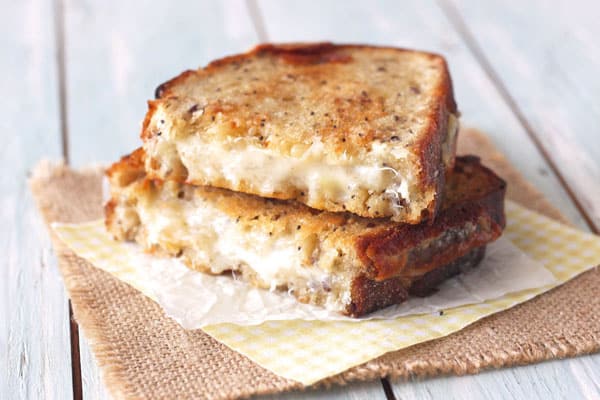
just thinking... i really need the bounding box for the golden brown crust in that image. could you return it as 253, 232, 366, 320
105, 147, 145, 182
149, 42, 457, 149
104, 198, 117, 234
154, 43, 457, 105
154, 70, 197, 100
140, 101, 160, 141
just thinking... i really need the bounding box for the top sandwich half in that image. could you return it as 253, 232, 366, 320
141, 43, 459, 223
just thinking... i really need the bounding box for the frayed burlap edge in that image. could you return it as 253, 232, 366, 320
29, 130, 600, 399
30, 163, 138, 399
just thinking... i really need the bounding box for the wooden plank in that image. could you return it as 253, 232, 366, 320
255, 0, 599, 398
392, 358, 594, 400
61, 0, 259, 397
567, 356, 600, 399
1, 0, 73, 398
279, 381, 388, 400
255, 0, 588, 229
78, 337, 110, 400
446, 0, 600, 231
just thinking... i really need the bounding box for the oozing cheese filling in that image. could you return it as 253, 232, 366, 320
136, 197, 347, 308
175, 138, 412, 205
147, 113, 457, 218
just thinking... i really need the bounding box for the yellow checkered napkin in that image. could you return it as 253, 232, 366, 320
53, 201, 600, 385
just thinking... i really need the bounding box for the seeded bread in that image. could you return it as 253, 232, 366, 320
141, 43, 459, 223
106, 150, 504, 316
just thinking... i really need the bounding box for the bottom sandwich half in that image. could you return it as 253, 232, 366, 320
105, 150, 506, 317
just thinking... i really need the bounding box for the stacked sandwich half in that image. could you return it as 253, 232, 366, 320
105, 43, 506, 317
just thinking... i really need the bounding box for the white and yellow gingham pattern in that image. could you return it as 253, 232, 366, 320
53, 201, 600, 385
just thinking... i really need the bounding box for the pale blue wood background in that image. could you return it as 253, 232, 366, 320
2, 0, 599, 399
449, 0, 600, 231
1, 0, 72, 399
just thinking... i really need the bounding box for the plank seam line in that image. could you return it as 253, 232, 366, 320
246, 0, 269, 42
438, 0, 599, 234
54, 0, 70, 164
381, 378, 398, 400
69, 303, 83, 400
54, 0, 82, 398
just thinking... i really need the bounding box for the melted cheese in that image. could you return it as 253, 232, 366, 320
175, 138, 412, 205
137, 198, 335, 296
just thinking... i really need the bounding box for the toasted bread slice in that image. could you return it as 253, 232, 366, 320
141, 43, 459, 223
106, 150, 504, 316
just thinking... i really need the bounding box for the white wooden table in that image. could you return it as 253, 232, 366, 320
3, 0, 599, 398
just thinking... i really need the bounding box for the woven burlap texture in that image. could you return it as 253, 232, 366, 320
30, 130, 600, 400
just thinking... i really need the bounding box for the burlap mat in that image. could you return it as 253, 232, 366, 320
30, 130, 600, 399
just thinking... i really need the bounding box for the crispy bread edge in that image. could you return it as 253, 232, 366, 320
151, 42, 452, 99
104, 148, 146, 235
144, 43, 458, 147
106, 147, 145, 179
104, 197, 117, 235
347, 246, 486, 317
355, 156, 506, 280
413, 54, 458, 223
